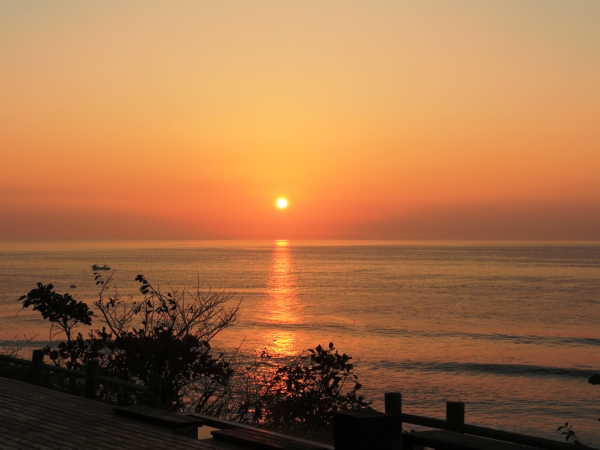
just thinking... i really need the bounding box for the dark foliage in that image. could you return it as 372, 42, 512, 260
557, 422, 588, 446
92, 273, 239, 410
19, 283, 92, 369
19, 274, 240, 411
234, 342, 370, 434
17, 276, 370, 435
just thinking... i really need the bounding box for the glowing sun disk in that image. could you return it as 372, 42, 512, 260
277, 198, 288, 209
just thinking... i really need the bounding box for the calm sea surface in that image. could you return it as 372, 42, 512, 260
1, 240, 599, 443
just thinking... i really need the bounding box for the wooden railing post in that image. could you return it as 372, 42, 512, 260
334, 410, 394, 450
148, 373, 162, 408
446, 401, 465, 432
385, 392, 402, 450
31, 350, 44, 385
85, 360, 99, 400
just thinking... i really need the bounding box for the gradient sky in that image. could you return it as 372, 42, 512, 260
2, 1, 599, 241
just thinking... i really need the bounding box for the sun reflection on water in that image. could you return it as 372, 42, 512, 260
262, 241, 303, 357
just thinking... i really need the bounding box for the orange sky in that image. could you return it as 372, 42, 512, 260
1, 1, 599, 241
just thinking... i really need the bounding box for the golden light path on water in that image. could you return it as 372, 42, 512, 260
261, 240, 303, 357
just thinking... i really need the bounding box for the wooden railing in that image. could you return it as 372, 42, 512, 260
0, 349, 161, 405
333, 392, 593, 450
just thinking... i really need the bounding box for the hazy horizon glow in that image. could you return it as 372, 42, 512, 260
2, 1, 599, 241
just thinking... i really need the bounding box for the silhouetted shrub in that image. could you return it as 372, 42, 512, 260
231, 342, 370, 436
19, 283, 92, 369
18, 276, 370, 434
19, 274, 240, 411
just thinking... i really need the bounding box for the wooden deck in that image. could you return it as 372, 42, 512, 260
0, 375, 581, 450
0, 377, 260, 449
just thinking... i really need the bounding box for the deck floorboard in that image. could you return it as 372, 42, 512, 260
0, 377, 252, 450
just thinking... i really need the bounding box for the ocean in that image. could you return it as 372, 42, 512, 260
0, 240, 599, 444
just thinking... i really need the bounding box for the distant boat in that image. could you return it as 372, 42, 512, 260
70, 284, 76, 288
91, 264, 110, 270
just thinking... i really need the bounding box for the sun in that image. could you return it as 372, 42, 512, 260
276, 198, 288, 209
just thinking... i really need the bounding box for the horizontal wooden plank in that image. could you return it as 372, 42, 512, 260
400, 413, 580, 450
462, 424, 583, 450
190, 413, 334, 450
114, 404, 205, 428
212, 427, 330, 450
405, 430, 542, 450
